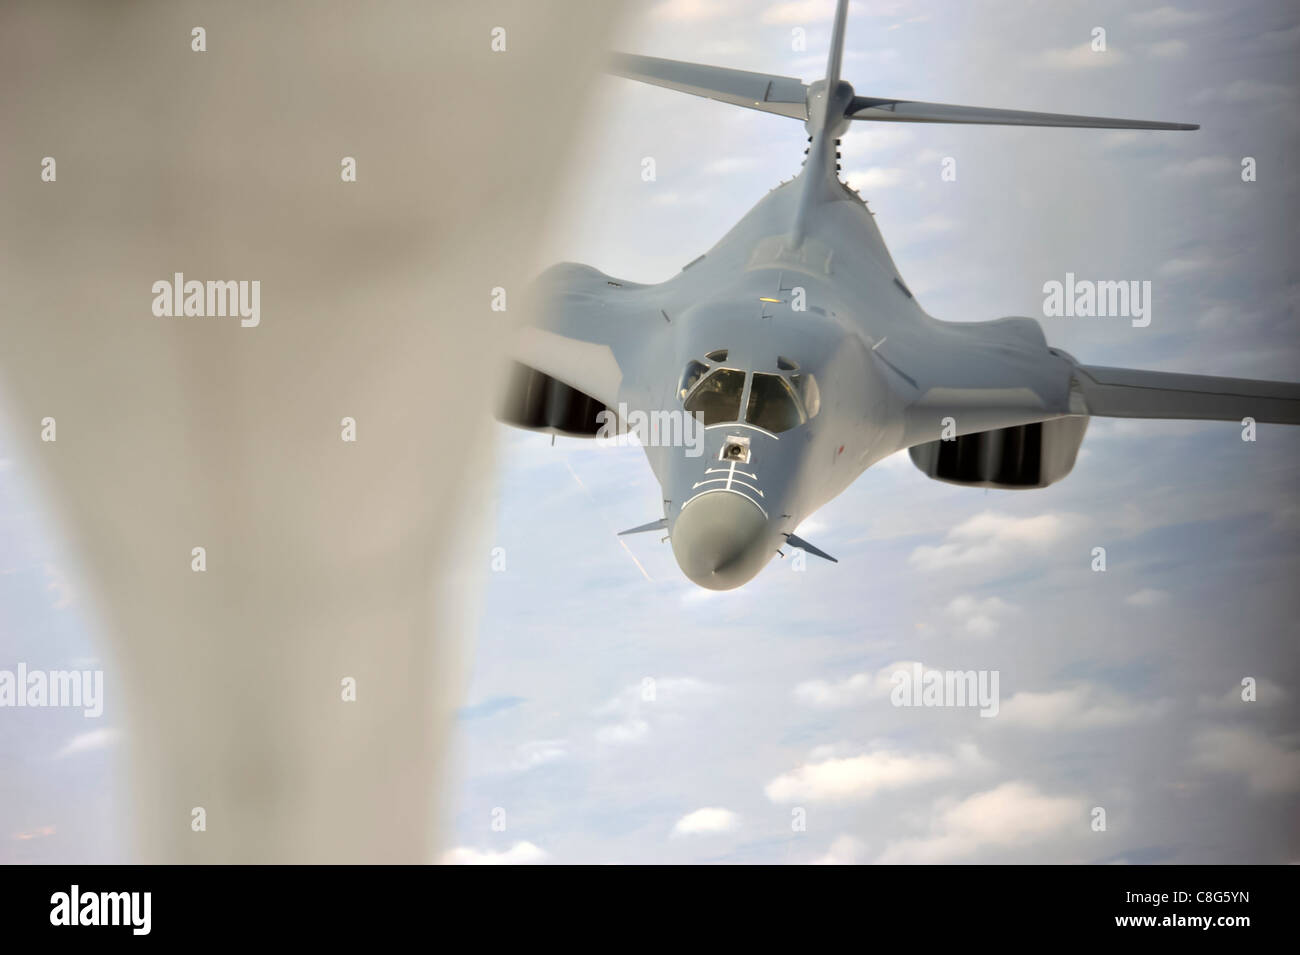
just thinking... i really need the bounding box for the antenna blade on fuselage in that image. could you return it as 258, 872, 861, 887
785, 533, 838, 563
618, 517, 668, 536
847, 96, 1197, 130
608, 53, 808, 120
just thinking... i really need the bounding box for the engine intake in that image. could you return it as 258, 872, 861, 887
908, 415, 1088, 489
497, 361, 610, 437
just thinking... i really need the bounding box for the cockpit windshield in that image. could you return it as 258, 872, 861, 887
790, 373, 820, 418
684, 368, 745, 426
745, 373, 805, 433
677, 355, 819, 433
677, 360, 709, 401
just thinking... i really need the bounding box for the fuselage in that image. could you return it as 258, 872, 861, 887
614, 168, 920, 588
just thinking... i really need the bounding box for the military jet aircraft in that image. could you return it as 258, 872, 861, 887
499, 0, 1300, 590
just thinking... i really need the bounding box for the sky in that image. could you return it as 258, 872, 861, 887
2, 0, 1298, 864
442, 0, 1300, 864
0, 452, 125, 863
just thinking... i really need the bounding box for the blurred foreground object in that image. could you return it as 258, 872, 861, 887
0, 0, 622, 862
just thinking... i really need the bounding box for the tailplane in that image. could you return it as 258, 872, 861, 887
608, 0, 1196, 244
608, 0, 1197, 135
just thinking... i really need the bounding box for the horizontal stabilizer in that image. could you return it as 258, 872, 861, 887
1075, 365, 1300, 424
618, 518, 667, 536
785, 533, 837, 563
847, 96, 1197, 130
609, 53, 808, 120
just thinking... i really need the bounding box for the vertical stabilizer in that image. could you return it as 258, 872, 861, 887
790, 0, 854, 245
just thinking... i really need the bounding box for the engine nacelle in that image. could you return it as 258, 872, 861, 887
908, 415, 1088, 489
497, 361, 610, 436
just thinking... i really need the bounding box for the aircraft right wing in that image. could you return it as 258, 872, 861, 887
1074, 364, 1300, 424
847, 96, 1197, 130
609, 53, 808, 120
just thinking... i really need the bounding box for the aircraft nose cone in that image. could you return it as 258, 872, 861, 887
671, 492, 770, 590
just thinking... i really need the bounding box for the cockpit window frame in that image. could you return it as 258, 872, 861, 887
744, 372, 806, 434
677, 359, 710, 402
676, 353, 820, 432
683, 366, 748, 427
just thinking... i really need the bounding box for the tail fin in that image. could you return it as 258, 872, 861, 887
823, 0, 850, 90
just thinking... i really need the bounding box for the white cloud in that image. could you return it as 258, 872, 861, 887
595, 719, 650, 744
845, 166, 905, 193
806, 741, 862, 761
944, 594, 1018, 636
54, 728, 121, 759
672, 807, 740, 835
765, 745, 978, 803
594, 677, 719, 745
510, 739, 568, 772
441, 841, 549, 865
997, 685, 1169, 731
877, 782, 1085, 863
596, 677, 718, 712
812, 834, 866, 864
1125, 588, 1170, 607
841, 121, 914, 155
793, 659, 919, 707
1192, 728, 1300, 794
908, 511, 1075, 572
1197, 680, 1284, 711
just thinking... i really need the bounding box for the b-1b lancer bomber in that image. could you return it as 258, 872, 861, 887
499, 0, 1300, 590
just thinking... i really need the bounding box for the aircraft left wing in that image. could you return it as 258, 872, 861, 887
1074, 364, 1300, 424
499, 262, 653, 436
609, 53, 808, 120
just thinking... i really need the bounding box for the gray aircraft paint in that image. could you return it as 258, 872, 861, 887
505, 0, 1300, 590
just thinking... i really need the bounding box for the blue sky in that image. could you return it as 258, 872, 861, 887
0, 440, 125, 863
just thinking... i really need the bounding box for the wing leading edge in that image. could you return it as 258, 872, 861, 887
1075, 364, 1300, 425
608, 52, 808, 120
847, 96, 1197, 130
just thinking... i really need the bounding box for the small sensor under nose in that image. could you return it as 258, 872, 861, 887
719, 434, 751, 463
